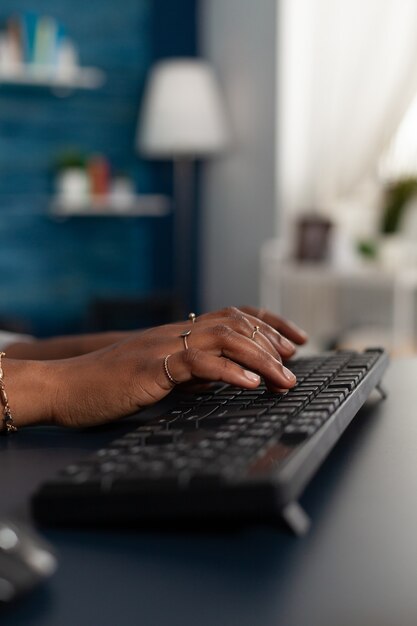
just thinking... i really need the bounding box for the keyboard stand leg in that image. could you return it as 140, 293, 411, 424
376, 383, 387, 401
280, 502, 311, 536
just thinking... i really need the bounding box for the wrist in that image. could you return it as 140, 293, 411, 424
1, 358, 59, 429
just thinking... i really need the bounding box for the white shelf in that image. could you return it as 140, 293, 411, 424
0, 65, 105, 90
50, 195, 171, 218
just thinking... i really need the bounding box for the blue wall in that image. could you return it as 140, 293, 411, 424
0, 0, 198, 336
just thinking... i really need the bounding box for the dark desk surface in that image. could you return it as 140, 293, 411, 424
1, 358, 417, 626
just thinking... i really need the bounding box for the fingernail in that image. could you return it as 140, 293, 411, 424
244, 370, 260, 383
282, 366, 296, 382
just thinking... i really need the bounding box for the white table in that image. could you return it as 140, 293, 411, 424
261, 238, 417, 352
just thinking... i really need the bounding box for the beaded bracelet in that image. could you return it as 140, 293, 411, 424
0, 352, 17, 435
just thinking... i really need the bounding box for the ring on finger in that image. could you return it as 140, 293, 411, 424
180, 329, 192, 350
163, 354, 180, 385
251, 325, 261, 340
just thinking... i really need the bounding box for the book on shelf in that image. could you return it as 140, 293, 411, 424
0, 12, 80, 78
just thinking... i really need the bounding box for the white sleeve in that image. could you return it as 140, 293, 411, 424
0, 331, 34, 350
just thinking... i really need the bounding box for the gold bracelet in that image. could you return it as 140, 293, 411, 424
0, 352, 17, 435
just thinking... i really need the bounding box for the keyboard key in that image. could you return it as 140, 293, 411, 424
281, 424, 318, 443
308, 401, 336, 413
329, 379, 355, 391
145, 431, 183, 446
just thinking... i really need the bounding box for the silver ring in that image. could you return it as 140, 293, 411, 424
188, 312, 196, 324
180, 329, 191, 350
251, 325, 261, 340
163, 355, 180, 386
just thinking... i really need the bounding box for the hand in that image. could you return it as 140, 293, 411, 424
5, 307, 307, 362
51, 307, 303, 428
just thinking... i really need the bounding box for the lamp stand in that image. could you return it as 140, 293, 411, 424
173, 157, 195, 317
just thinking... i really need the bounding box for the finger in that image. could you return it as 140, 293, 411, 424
169, 306, 307, 346
239, 305, 308, 345
183, 319, 282, 367
202, 325, 297, 389
165, 316, 282, 391
158, 349, 262, 389
152, 308, 298, 361
248, 326, 284, 361
211, 313, 284, 361
223, 334, 296, 388
196, 306, 296, 358
243, 314, 296, 358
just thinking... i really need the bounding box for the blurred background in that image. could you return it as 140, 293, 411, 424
1, 0, 417, 356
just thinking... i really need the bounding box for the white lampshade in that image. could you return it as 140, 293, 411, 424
137, 58, 230, 157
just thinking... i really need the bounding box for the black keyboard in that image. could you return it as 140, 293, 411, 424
32, 348, 389, 534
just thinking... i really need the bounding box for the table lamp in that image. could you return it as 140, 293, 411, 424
137, 58, 230, 315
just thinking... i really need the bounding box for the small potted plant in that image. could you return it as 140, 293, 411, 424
54, 149, 89, 211
381, 177, 417, 234
378, 177, 417, 270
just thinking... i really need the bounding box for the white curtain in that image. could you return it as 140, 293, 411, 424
278, 0, 417, 221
